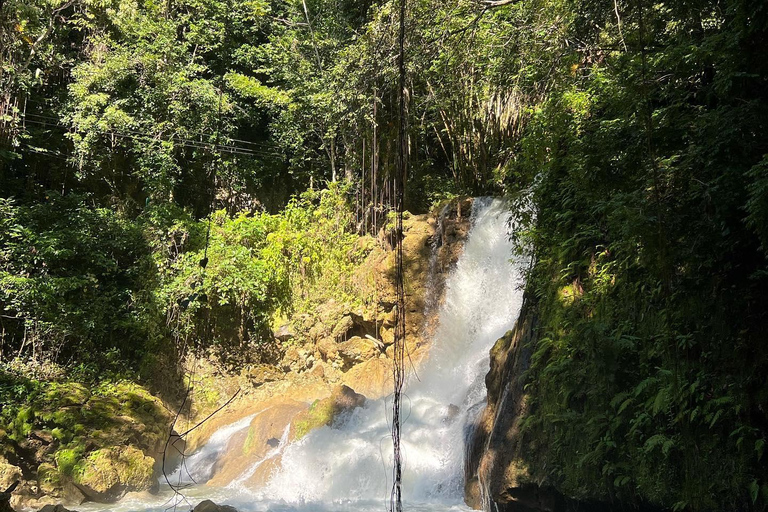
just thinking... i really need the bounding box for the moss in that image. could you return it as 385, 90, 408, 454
55, 446, 85, 477
37, 462, 61, 495
292, 398, 336, 440
44, 383, 90, 408
74, 447, 154, 496
242, 426, 257, 455
51, 409, 79, 429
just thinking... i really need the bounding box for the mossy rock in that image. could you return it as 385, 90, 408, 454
292, 398, 336, 440
55, 446, 84, 477
291, 385, 366, 440
37, 463, 61, 496
72, 446, 155, 502
42, 383, 90, 409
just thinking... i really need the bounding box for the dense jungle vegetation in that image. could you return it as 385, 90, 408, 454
2, 0, 768, 510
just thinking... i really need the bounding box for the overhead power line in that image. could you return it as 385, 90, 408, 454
18, 112, 281, 158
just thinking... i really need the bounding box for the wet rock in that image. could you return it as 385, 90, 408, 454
37, 505, 77, 512
465, 304, 538, 510
193, 500, 238, 512
291, 385, 366, 439
343, 358, 392, 399
442, 404, 461, 425
331, 385, 366, 410
60, 481, 85, 506
206, 401, 308, 487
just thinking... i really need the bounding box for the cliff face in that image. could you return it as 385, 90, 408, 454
465, 302, 621, 512
465, 299, 554, 512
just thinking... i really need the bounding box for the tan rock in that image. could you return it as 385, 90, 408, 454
342, 358, 393, 399
0, 458, 21, 494
315, 337, 339, 361
331, 316, 354, 340
206, 401, 308, 487
240, 364, 282, 387
337, 336, 379, 366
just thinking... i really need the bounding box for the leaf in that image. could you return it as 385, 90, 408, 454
709, 409, 723, 429
749, 480, 759, 504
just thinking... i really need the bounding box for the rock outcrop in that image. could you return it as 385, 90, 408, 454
203, 385, 367, 488
465, 300, 543, 511
179, 200, 477, 490
465, 302, 625, 512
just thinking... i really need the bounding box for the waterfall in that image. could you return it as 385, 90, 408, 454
244, 198, 526, 508
102, 198, 526, 512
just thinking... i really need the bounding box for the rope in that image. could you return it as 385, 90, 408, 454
390, 0, 407, 510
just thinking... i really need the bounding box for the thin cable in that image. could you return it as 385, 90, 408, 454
390, 0, 407, 510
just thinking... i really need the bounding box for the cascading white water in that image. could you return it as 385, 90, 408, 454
80, 198, 525, 512
168, 413, 260, 485
247, 198, 526, 508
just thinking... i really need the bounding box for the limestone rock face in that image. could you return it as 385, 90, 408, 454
206, 400, 308, 487
73, 446, 155, 503
465, 303, 550, 512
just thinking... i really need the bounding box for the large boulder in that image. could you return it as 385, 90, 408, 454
205, 401, 308, 487
337, 336, 381, 366
72, 446, 155, 502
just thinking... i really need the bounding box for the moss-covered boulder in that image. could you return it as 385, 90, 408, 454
72, 446, 155, 502
291, 385, 366, 439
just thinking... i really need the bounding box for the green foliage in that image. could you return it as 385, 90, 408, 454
154, 183, 363, 363
504, 0, 768, 508
0, 194, 156, 362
